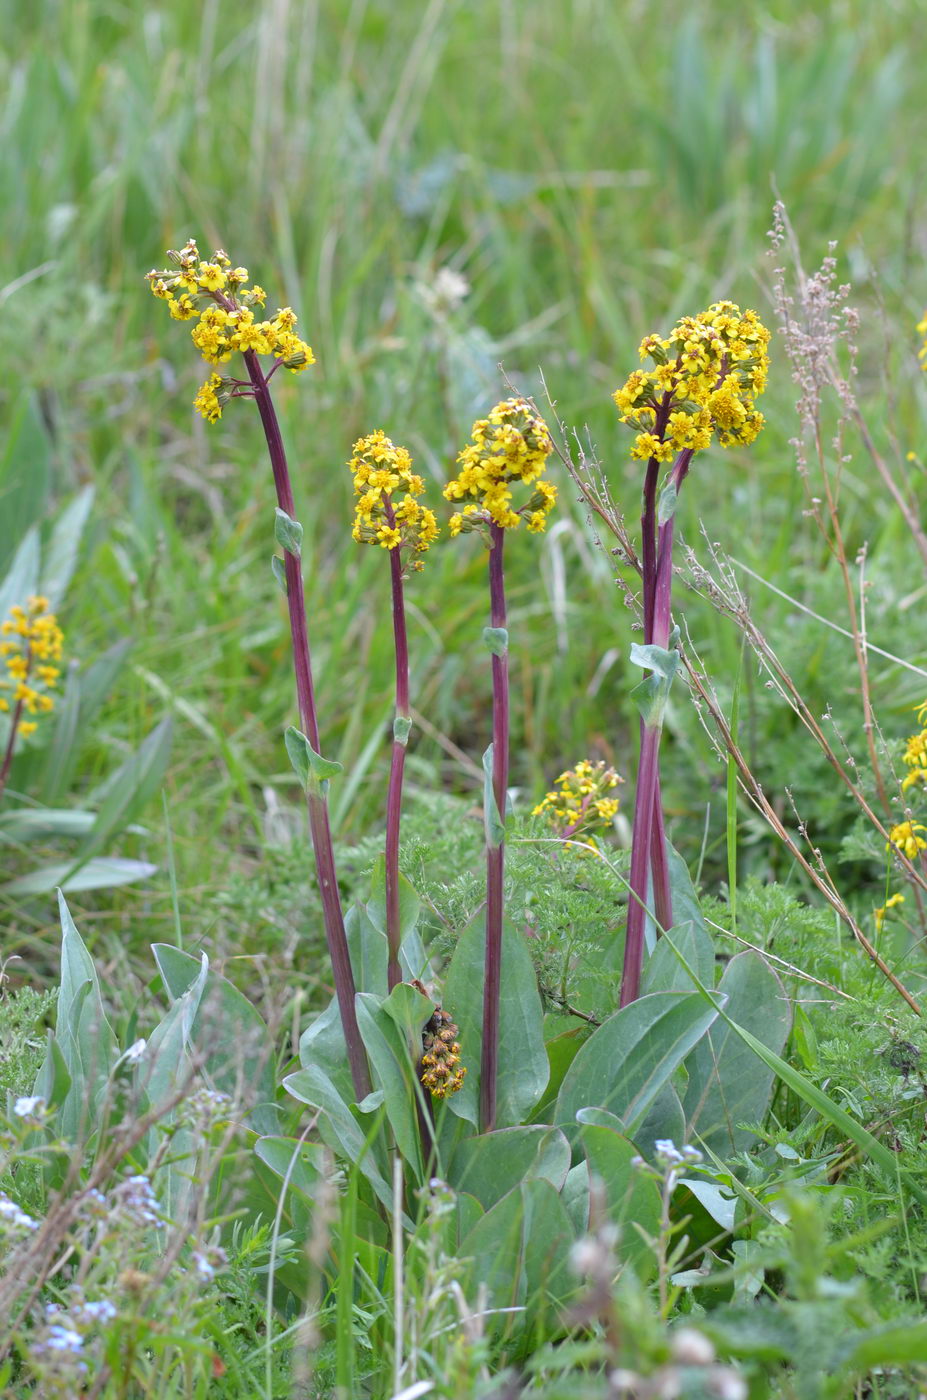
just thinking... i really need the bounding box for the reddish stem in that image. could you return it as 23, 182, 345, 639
0, 696, 24, 805
384, 502, 410, 992
244, 350, 371, 1103
481, 523, 509, 1133
622, 443, 694, 1004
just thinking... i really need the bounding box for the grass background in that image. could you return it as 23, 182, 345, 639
2, 0, 926, 998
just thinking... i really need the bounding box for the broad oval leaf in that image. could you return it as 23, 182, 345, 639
442, 914, 549, 1129
449, 1125, 571, 1210
683, 950, 792, 1154
555, 991, 721, 1143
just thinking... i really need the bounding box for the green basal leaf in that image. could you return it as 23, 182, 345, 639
683, 950, 792, 1155
356, 989, 430, 1182
482, 625, 509, 657
153, 943, 277, 1106
285, 725, 343, 792
51, 892, 118, 1141
274, 506, 303, 558
555, 992, 721, 1144
579, 1123, 661, 1275
443, 914, 549, 1130
271, 554, 288, 595
482, 743, 505, 849
283, 1064, 398, 1219
1, 858, 158, 896
77, 717, 173, 863
449, 1125, 571, 1211
40, 485, 94, 606
253, 1136, 329, 1200
33, 1030, 71, 1111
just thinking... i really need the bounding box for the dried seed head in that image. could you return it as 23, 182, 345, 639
419, 1007, 466, 1099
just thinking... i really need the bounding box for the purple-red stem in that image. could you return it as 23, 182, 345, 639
0, 696, 24, 805
481, 523, 509, 1133
622, 441, 694, 1005
384, 504, 410, 992
244, 350, 371, 1103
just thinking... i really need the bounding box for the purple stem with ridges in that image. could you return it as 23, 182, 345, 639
481, 522, 509, 1133
244, 349, 371, 1102
622, 441, 694, 1005
384, 502, 410, 992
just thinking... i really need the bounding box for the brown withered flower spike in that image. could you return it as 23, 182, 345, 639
418, 1004, 466, 1100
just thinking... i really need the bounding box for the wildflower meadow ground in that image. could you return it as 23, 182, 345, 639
4, 3, 927, 1397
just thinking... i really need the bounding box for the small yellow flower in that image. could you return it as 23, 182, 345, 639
874, 892, 905, 933
146, 243, 316, 419
534, 759, 623, 854
0, 598, 64, 738
444, 398, 556, 534
348, 432, 438, 566
613, 301, 771, 463
888, 821, 927, 861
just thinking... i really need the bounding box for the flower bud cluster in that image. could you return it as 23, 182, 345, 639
146, 240, 314, 422
532, 758, 623, 852
613, 301, 770, 462
0, 595, 64, 736
444, 397, 556, 535
419, 1006, 466, 1099
348, 430, 439, 568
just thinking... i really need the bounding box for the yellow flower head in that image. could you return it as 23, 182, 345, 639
532, 759, 623, 855
874, 892, 905, 933
902, 727, 927, 792
0, 596, 64, 732
444, 397, 556, 535
145, 239, 316, 421
918, 310, 927, 370
348, 431, 438, 569
613, 301, 771, 462
888, 821, 927, 861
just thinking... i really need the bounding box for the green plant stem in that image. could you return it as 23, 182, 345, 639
244, 350, 371, 1103
481, 522, 508, 1133
384, 505, 410, 992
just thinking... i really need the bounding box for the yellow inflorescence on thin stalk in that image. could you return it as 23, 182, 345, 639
146, 240, 315, 422
874, 892, 905, 934
533, 758, 623, 854
888, 821, 927, 861
613, 301, 771, 460
444, 397, 556, 536
348, 431, 439, 568
0, 597, 64, 737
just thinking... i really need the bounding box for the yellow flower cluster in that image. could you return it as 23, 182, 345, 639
146, 240, 315, 422
918, 311, 927, 371
613, 301, 770, 462
888, 821, 927, 861
348, 431, 439, 567
444, 397, 556, 535
902, 728, 927, 792
419, 1006, 466, 1099
0, 597, 64, 737
874, 892, 905, 933
533, 759, 623, 853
